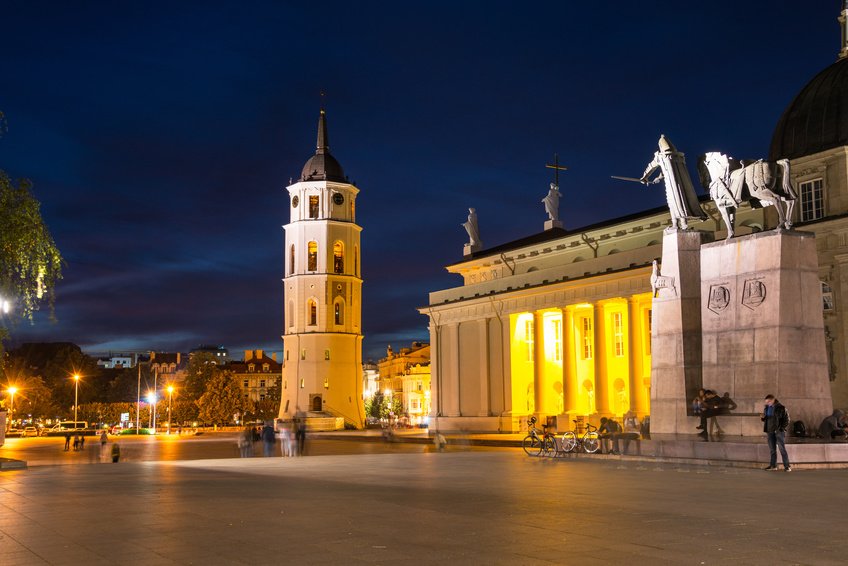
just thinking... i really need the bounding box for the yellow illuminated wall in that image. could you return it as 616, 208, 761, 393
510, 313, 535, 414
601, 301, 630, 416
572, 304, 595, 415
541, 310, 563, 414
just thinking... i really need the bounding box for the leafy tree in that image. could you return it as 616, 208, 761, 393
0, 112, 64, 366
169, 399, 199, 425
197, 370, 244, 426
250, 399, 279, 422
183, 352, 220, 401
107, 367, 141, 403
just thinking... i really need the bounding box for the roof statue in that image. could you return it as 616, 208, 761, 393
542, 182, 562, 224
639, 134, 707, 231
697, 152, 797, 239
462, 208, 482, 255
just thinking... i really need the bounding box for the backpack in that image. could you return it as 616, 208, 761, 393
792, 420, 806, 438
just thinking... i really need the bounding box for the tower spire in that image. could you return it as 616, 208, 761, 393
839, 0, 848, 60
316, 108, 329, 154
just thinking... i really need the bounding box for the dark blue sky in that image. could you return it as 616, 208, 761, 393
0, 1, 840, 360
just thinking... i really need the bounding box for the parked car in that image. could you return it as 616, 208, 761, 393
22, 426, 39, 437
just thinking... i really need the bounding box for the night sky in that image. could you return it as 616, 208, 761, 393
0, 2, 840, 361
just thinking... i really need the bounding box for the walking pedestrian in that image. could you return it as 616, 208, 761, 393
238, 426, 253, 458
79, 434, 85, 450
100, 430, 109, 462
64, 432, 71, 451
262, 421, 276, 457
111, 442, 121, 463
761, 394, 791, 471
72, 434, 80, 451
295, 417, 306, 456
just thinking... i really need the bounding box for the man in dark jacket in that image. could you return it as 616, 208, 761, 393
761, 394, 791, 471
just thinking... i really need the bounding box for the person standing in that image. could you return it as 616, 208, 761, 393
761, 394, 791, 471
100, 430, 109, 462
261, 421, 276, 457
64, 432, 71, 451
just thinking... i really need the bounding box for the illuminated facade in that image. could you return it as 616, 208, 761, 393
279, 110, 365, 428
375, 342, 431, 421
421, 203, 769, 432
229, 350, 281, 402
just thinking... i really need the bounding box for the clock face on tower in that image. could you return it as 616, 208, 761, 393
292, 195, 299, 208
332, 192, 344, 206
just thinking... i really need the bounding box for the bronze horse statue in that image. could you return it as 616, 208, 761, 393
697, 152, 797, 239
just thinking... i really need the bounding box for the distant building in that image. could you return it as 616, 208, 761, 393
376, 342, 431, 423
190, 344, 229, 361
95, 353, 140, 369
362, 361, 379, 400
229, 350, 282, 402
147, 352, 188, 385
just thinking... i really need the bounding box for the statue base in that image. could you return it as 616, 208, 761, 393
700, 230, 833, 434
463, 243, 481, 257
544, 219, 563, 230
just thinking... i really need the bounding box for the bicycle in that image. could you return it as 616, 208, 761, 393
522, 416, 557, 456
560, 420, 600, 454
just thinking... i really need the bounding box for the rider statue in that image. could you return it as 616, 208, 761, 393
640, 134, 706, 231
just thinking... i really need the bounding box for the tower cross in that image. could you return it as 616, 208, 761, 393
545, 153, 568, 187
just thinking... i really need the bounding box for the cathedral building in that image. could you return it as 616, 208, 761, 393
279, 110, 365, 429
420, 6, 848, 432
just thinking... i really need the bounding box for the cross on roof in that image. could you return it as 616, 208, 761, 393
545, 153, 568, 187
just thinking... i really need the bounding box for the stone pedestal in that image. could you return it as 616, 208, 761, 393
700, 230, 833, 434
650, 230, 709, 434
463, 243, 481, 257
544, 219, 563, 230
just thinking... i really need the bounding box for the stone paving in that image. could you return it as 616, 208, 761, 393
2, 450, 848, 565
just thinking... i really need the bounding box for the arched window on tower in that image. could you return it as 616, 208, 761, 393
334, 299, 345, 325
289, 244, 295, 275
309, 195, 320, 219
307, 298, 318, 326
333, 241, 344, 274
308, 241, 318, 271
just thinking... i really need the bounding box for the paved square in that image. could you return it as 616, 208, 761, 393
1, 451, 847, 565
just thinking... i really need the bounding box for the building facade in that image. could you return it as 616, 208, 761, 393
420, 8, 848, 432
229, 350, 281, 402
279, 110, 365, 428
375, 342, 431, 423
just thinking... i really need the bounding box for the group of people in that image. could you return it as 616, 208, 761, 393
597, 411, 643, 455
238, 419, 306, 458
63, 432, 86, 451
692, 389, 737, 438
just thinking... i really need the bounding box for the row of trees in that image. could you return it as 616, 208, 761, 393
2, 349, 281, 426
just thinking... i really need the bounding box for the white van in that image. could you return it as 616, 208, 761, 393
50, 421, 88, 432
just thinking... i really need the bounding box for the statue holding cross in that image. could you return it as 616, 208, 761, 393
543, 154, 567, 229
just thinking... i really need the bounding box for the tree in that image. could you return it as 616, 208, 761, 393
197, 370, 244, 426
0, 112, 64, 366
183, 352, 220, 401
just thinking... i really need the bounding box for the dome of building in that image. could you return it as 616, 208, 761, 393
770, 57, 848, 160
300, 109, 347, 182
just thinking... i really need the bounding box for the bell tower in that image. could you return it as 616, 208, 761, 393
280, 109, 364, 428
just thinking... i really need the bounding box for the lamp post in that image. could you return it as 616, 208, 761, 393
7, 386, 17, 429
167, 385, 174, 435
73, 374, 80, 425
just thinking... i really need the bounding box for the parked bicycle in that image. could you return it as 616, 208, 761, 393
560, 420, 600, 454
522, 416, 557, 456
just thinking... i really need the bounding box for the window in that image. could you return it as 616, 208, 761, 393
260, 379, 266, 388
260, 394, 265, 401
300, 378, 305, 388
243, 380, 248, 387
262, 364, 269, 372
324, 349, 331, 360
307, 241, 318, 271
334, 300, 344, 325
417, 381, 423, 392
301, 349, 306, 360
799, 178, 824, 222
248, 364, 255, 372
823, 281, 836, 313
613, 312, 624, 357
309, 195, 319, 218
307, 299, 317, 326
582, 317, 593, 359
333, 241, 344, 273
289, 244, 295, 275
524, 319, 534, 362
552, 319, 562, 362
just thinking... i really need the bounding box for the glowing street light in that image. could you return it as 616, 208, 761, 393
166, 385, 174, 435
146, 391, 157, 429
72, 374, 80, 425
7, 386, 18, 428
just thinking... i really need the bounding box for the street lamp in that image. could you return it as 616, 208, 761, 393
167, 386, 176, 431
146, 391, 158, 431
7, 386, 17, 429
73, 374, 80, 425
